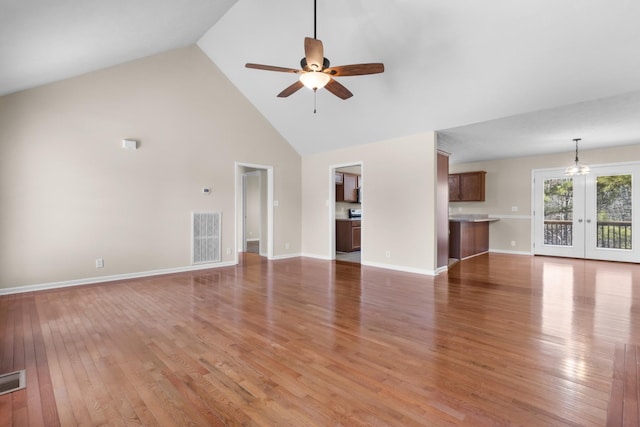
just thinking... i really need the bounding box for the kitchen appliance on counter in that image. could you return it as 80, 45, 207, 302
348, 208, 362, 219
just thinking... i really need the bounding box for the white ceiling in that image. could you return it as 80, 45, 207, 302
0, 0, 237, 95
438, 89, 640, 164
2, 0, 640, 162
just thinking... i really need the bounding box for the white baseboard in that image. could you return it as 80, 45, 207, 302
0, 261, 237, 296
302, 253, 438, 275
489, 249, 533, 256
300, 252, 333, 261
269, 252, 302, 260
434, 265, 448, 275
361, 260, 437, 276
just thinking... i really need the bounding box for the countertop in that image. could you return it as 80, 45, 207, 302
449, 215, 499, 223
336, 218, 361, 221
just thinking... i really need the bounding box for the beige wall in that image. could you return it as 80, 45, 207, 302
302, 132, 438, 274
0, 46, 301, 290
450, 143, 640, 253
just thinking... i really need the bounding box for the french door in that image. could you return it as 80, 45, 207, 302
533, 164, 640, 262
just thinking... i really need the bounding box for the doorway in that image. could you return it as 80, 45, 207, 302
533, 163, 640, 262
333, 163, 362, 263
235, 162, 274, 261
243, 171, 262, 254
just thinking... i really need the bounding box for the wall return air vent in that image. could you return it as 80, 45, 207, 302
192, 212, 221, 264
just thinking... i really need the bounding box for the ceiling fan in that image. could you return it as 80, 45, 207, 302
245, 0, 384, 106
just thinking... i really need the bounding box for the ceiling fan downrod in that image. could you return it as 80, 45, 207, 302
310, 0, 318, 114
313, 0, 317, 39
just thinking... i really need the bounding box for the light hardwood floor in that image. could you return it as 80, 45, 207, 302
1, 253, 639, 426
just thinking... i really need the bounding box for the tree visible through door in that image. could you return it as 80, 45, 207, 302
595, 174, 632, 249
543, 177, 574, 246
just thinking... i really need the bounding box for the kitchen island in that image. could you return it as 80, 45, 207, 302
449, 215, 499, 260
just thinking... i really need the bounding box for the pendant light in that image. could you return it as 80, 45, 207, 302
564, 138, 590, 176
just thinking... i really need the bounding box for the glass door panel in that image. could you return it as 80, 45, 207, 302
543, 177, 574, 247
534, 170, 585, 258
585, 166, 639, 262
596, 174, 631, 249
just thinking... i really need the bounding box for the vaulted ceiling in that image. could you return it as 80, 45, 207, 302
2, 0, 640, 162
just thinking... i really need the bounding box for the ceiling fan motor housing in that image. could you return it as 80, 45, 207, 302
300, 57, 330, 71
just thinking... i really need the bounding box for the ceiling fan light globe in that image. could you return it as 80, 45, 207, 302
300, 71, 331, 90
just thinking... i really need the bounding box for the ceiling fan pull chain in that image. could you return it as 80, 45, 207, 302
314, 89, 317, 114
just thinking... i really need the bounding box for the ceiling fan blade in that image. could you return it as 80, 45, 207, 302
324, 63, 385, 76
277, 80, 304, 98
304, 37, 324, 71
245, 63, 300, 73
325, 79, 353, 100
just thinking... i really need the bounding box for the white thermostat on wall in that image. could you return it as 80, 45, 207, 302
122, 139, 138, 150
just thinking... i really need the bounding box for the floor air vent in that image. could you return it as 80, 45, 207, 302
192, 212, 221, 264
0, 370, 26, 395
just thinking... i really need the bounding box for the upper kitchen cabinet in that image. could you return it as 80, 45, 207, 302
449, 171, 486, 202
336, 172, 359, 202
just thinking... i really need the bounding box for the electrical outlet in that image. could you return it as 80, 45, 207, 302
226, 248, 231, 255
512, 206, 518, 212
95, 258, 104, 268
511, 241, 516, 247
385, 250, 391, 258
285, 243, 290, 250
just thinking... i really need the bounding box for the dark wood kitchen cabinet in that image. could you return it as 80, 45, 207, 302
449, 171, 486, 202
336, 172, 359, 202
336, 219, 361, 252
449, 220, 490, 259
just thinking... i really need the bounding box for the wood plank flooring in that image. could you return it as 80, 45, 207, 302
1, 253, 640, 425
608, 343, 640, 426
